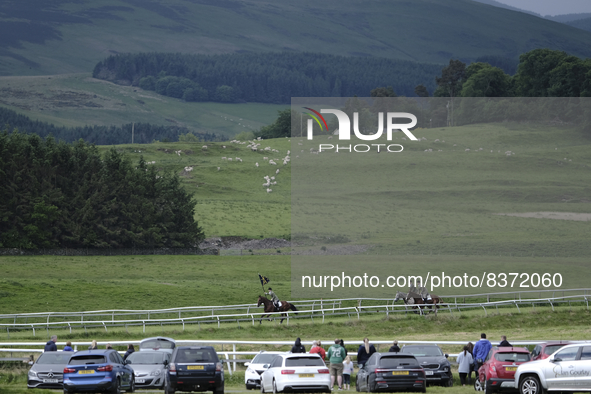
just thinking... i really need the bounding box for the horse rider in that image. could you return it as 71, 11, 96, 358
266, 287, 282, 310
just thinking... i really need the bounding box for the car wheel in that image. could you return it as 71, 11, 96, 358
520, 376, 542, 394
474, 378, 483, 391
356, 376, 360, 392
446, 377, 454, 387
260, 378, 265, 393
214, 384, 224, 394
420, 383, 427, 393
273, 380, 279, 394
485, 378, 493, 394
165, 380, 175, 394
366, 379, 371, 393
111, 378, 121, 394
126, 377, 135, 393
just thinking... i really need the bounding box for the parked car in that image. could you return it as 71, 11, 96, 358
529, 342, 570, 361
259, 353, 330, 393
165, 346, 224, 394
62, 349, 135, 394
126, 350, 170, 390
139, 337, 176, 354
516, 343, 591, 394
244, 351, 284, 389
400, 345, 453, 386
356, 352, 426, 393
27, 351, 73, 389
474, 346, 531, 393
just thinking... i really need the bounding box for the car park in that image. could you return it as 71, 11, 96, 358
63, 349, 135, 394
139, 337, 176, 354
356, 352, 426, 393
259, 353, 330, 393
165, 346, 224, 394
400, 345, 453, 386
244, 351, 284, 389
529, 342, 570, 361
475, 346, 531, 393
27, 351, 73, 389
516, 343, 591, 394
125, 350, 170, 390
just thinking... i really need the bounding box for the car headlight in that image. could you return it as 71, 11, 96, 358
150, 370, 161, 376
441, 366, 449, 372
246, 367, 254, 374
28, 371, 37, 378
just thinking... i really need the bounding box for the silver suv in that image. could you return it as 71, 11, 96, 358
515, 343, 591, 394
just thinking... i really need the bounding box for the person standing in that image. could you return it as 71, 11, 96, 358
327, 338, 346, 390
499, 335, 512, 347
63, 341, 74, 352
124, 344, 135, 360
457, 346, 474, 386
467, 342, 475, 384
291, 337, 306, 353
357, 338, 376, 369
389, 340, 400, 353
342, 355, 354, 390
310, 340, 326, 360
44, 335, 57, 352
473, 334, 492, 374
88, 340, 98, 350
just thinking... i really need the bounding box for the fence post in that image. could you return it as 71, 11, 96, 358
233, 344, 236, 372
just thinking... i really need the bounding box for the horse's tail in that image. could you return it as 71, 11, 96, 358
289, 303, 298, 314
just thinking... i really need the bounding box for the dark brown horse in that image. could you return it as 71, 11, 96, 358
257, 295, 298, 324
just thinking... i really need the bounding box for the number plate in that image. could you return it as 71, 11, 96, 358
299, 374, 314, 378
43, 379, 59, 383
188, 365, 205, 370
78, 370, 95, 375
425, 371, 434, 375
136, 379, 145, 383
505, 367, 517, 372
392, 371, 409, 375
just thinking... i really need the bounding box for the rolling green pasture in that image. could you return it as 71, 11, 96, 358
0, 73, 286, 136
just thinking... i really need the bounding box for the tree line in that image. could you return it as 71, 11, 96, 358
0, 129, 204, 249
92, 52, 441, 104
0, 106, 223, 144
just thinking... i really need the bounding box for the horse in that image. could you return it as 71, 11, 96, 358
424, 294, 444, 313
394, 291, 427, 314
257, 295, 298, 324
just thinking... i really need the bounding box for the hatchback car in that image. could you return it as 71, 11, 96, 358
260, 353, 330, 393
529, 342, 570, 361
400, 345, 453, 386
244, 351, 284, 389
516, 343, 591, 394
63, 349, 135, 394
475, 346, 531, 393
126, 350, 170, 390
28, 351, 73, 389
356, 352, 426, 393
165, 346, 224, 394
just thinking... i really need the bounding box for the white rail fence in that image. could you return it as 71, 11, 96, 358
0, 289, 589, 337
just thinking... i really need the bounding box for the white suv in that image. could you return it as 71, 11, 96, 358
260, 353, 331, 393
515, 343, 591, 394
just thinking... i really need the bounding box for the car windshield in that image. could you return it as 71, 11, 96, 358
401, 347, 443, 357
141, 339, 175, 350
285, 357, 324, 367
175, 349, 217, 363
37, 353, 71, 364
379, 357, 420, 368
544, 345, 567, 355
495, 352, 531, 362
252, 354, 279, 364
69, 356, 106, 365
127, 352, 166, 365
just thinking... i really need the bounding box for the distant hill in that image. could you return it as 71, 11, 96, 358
471, 0, 540, 17
566, 17, 591, 33
3, 0, 591, 76
546, 13, 591, 23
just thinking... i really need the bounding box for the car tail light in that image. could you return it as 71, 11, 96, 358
98, 365, 113, 372
318, 369, 329, 374
169, 363, 176, 372
64, 368, 76, 373
375, 369, 388, 374
281, 370, 295, 374
216, 363, 222, 371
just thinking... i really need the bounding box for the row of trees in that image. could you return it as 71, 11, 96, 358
0, 130, 204, 249
92, 52, 441, 104
0, 107, 222, 144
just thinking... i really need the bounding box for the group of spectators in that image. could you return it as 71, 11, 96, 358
455, 333, 512, 386
44, 335, 136, 360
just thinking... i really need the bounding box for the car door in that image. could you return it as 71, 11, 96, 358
543, 346, 580, 390
531, 346, 541, 361
262, 356, 281, 392
357, 361, 369, 391
571, 346, 591, 389
111, 352, 130, 387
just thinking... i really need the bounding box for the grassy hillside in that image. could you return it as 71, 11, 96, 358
0, 73, 286, 136
2, 0, 591, 76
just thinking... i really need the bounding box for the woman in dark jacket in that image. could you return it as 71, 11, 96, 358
389, 340, 400, 353
123, 344, 135, 360
291, 337, 306, 353
357, 337, 377, 368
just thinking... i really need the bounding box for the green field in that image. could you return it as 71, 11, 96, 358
0, 73, 286, 136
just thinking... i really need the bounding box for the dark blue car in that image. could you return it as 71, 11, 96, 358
63, 349, 135, 394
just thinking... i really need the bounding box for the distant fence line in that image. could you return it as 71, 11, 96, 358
0, 247, 219, 256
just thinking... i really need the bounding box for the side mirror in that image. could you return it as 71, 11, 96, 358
244, 362, 250, 367
550, 357, 561, 363
163, 360, 169, 366
445, 354, 449, 359
263, 364, 270, 369
124, 360, 131, 365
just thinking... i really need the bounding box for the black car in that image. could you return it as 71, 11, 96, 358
165, 346, 224, 394
400, 345, 453, 387
356, 353, 426, 393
